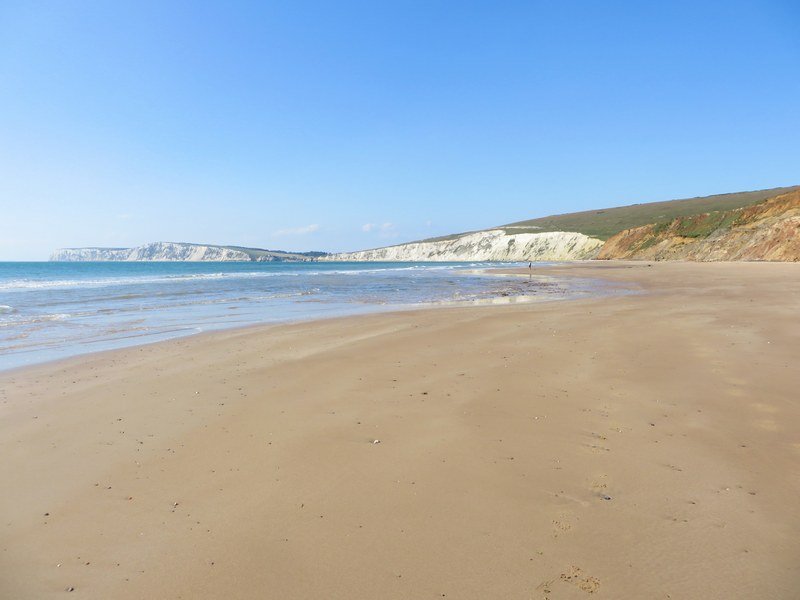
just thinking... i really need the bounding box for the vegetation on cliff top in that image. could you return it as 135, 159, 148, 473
501, 186, 798, 240
419, 186, 797, 245
597, 187, 800, 260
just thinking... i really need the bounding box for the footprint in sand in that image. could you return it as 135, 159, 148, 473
560, 565, 601, 594
536, 566, 601, 597
534, 578, 555, 598
551, 513, 573, 539
589, 474, 610, 495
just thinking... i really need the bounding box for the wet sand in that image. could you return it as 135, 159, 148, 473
1, 261, 798, 599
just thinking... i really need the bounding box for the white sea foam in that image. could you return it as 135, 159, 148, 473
0, 312, 73, 327
0, 264, 487, 291
0, 271, 285, 291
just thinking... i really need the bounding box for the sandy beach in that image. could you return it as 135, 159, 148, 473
1, 261, 798, 599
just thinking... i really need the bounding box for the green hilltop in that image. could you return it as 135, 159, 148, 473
499, 186, 798, 240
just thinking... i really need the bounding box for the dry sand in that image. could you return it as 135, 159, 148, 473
1, 261, 798, 599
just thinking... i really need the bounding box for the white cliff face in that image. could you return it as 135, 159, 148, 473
50, 242, 315, 262
124, 242, 251, 261
322, 230, 604, 262
49, 248, 133, 261
51, 231, 604, 263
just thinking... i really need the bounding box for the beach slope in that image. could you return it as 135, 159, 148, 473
1, 262, 798, 599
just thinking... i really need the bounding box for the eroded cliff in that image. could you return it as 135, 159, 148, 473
597, 189, 800, 261
50, 242, 318, 262
322, 230, 604, 262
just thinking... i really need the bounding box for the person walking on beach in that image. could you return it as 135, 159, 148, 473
528, 262, 532, 279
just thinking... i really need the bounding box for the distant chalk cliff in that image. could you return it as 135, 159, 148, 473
50, 242, 323, 262
50, 186, 800, 264
321, 230, 604, 262
322, 186, 800, 263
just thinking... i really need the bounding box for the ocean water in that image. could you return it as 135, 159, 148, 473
0, 261, 605, 371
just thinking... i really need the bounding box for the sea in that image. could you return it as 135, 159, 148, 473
0, 261, 609, 371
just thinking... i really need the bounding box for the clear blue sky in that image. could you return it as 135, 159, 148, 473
1, 1, 798, 259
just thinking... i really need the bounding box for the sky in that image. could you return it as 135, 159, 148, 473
1, 1, 798, 260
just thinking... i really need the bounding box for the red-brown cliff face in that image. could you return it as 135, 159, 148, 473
597, 189, 800, 261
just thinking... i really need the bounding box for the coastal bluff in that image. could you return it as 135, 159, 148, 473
597, 187, 800, 261
50, 186, 799, 263
50, 242, 321, 262
321, 229, 604, 262
326, 185, 800, 263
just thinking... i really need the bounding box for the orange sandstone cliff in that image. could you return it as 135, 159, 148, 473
597, 188, 800, 261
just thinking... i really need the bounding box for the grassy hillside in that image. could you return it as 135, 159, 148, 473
499, 186, 798, 240
501, 187, 795, 240
417, 186, 798, 245
597, 187, 800, 261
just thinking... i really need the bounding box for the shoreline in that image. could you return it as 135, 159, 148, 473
0, 262, 626, 375
1, 261, 798, 598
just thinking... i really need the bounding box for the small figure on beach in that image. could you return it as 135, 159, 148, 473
528, 262, 532, 279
